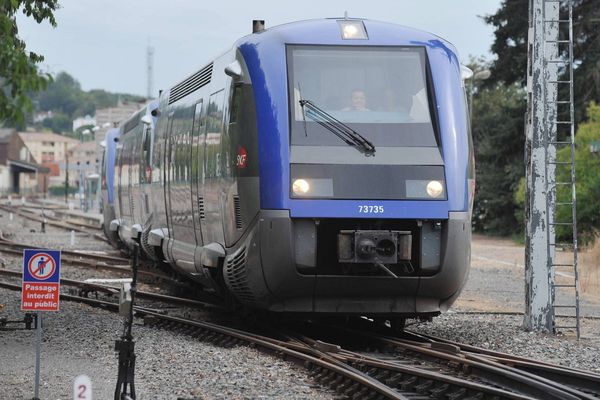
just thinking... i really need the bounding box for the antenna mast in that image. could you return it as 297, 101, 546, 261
146, 42, 154, 99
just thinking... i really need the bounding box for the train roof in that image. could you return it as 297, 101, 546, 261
235, 18, 458, 55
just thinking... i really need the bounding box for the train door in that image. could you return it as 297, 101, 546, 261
190, 100, 205, 246
165, 109, 196, 266
164, 113, 175, 259
119, 136, 133, 221
131, 129, 142, 227
115, 137, 124, 223
139, 122, 152, 218
203, 90, 225, 245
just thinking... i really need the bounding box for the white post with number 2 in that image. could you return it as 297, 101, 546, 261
73, 375, 92, 400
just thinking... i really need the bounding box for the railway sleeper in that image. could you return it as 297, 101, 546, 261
328, 375, 344, 389
399, 375, 418, 390
446, 387, 468, 400
462, 392, 485, 400
342, 382, 361, 397
336, 377, 354, 392
320, 371, 337, 386
413, 378, 434, 393
373, 369, 391, 381
428, 382, 450, 397
350, 386, 370, 400
385, 372, 404, 386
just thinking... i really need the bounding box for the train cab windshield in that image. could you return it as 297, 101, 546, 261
288, 46, 438, 147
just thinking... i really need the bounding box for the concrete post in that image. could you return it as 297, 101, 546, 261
524, 0, 559, 332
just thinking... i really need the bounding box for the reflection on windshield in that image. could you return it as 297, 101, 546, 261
291, 47, 432, 125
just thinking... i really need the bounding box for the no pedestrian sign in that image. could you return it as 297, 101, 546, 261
21, 249, 61, 312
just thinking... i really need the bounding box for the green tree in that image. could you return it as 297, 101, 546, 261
41, 111, 71, 133
556, 102, 600, 244
483, 0, 528, 87
0, 0, 59, 125
37, 71, 82, 116
472, 80, 527, 235
484, 0, 600, 123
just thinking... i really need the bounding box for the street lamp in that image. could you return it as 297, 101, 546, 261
469, 69, 491, 122
81, 125, 100, 142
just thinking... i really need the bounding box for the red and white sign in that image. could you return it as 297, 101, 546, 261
27, 253, 56, 280
21, 249, 61, 312
21, 283, 60, 311
236, 146, 247, 169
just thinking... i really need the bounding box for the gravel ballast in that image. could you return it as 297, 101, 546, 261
1, 207, 600, 398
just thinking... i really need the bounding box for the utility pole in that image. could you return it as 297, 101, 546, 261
64, 151, 69, 204
146, 43, 154, 99
524, 0, 559, 333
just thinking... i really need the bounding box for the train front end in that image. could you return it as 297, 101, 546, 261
228, 18, 473, 318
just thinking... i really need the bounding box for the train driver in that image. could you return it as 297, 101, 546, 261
343, 89, 371, 112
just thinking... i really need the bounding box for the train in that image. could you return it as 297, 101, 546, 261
101, 17, 474, 326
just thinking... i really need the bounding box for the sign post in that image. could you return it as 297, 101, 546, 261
21, 249, 61, 400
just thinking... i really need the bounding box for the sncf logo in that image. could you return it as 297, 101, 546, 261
236, 146, 247, 169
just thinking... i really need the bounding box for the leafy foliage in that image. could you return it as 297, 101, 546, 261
31, 71, 145, 133
37, 72, 81, 116
471, 79, 527, 235
0, 0, 59, 125
514, 103, 600, 244
41, 110, 71, 133
484, 0, 600, 123
483, 0, 528, 87
478, 0, 600, 239
555, 103, 600, 244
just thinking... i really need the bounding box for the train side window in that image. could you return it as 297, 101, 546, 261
193, 100, 204, 135
141, 124, 152, 183
229, 85, 243, 124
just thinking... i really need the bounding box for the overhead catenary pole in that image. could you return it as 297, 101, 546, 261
524, 0, 559, 332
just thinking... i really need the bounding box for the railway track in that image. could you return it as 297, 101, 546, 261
2, 278, 598, 400
0, 270, 215, 310
0, 235, 179, 284
0, 204, 107, 242
286, 321, 600, 400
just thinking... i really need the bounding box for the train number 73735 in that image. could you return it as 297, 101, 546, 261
358, 205, 384, 214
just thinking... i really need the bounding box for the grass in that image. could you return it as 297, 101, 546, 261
580, 239, 600, 297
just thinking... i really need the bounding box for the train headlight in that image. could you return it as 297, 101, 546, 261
426, 180, 444, 198
292, 179, 310, 195
338, 20, 368, 40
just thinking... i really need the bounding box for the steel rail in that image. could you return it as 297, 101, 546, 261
373, 334, 595, 400
284, 333, 533, 400
0, 281, 407, 400
0, 237, 129, 264
0, 270, 217, 309
3, 278, 593, 399
0, 245, 173, 282
0, 205, 107, 242
406, 331, 600, 396
300, 322, 595, 400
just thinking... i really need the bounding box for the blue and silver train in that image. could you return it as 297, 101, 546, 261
103, 18, 474, 323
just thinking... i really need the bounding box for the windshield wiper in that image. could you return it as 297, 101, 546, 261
299, 99, 375, 156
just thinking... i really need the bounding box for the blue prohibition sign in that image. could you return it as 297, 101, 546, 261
23, 249, 61, 283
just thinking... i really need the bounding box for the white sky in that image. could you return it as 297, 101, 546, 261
16, 0, 502, 97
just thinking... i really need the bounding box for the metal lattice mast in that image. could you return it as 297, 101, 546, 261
146, 43, 154, 99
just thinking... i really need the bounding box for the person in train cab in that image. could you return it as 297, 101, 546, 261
343, 89, 371, 111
